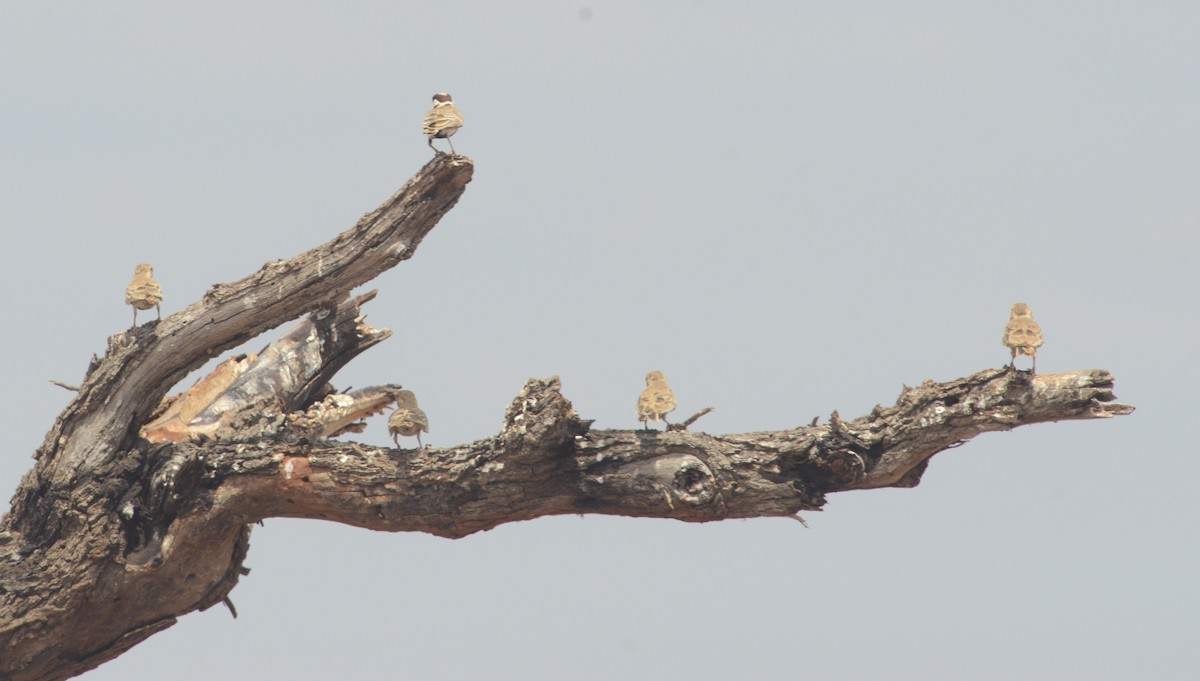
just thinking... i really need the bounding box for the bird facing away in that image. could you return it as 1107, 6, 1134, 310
637, 370, 677, 430
422, 92, 464, 155
124, 263, 163, 327
1003, 302, 1044, 372
388, 389, 430, 449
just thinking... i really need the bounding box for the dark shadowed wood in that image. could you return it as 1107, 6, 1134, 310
0, 152, 1133, 681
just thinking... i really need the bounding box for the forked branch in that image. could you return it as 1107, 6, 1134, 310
0, 151, 1133, 681
1, 155, 473, 681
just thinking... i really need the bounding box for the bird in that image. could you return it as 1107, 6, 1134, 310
388, 389, 430, 449
124, 263, 163, 327
637, 370, 677, 430
422, 92, 464, 155
1002, 302, 1044, 372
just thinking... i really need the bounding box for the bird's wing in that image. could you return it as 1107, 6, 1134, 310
125, 279, 163, 305
637, 390, 653, 418
1006, 319, 1044, 348
651, 389, 676, 413
423, 105, 464, 136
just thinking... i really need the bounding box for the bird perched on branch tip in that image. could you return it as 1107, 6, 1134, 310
423, 92, 464, 155
637, 370, 677, 430
1003, 302, 1044, 373
389, 389, 430, 449
125, 263, 163, 328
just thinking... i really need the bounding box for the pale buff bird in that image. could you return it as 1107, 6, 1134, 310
124, 263, 163, 327
388, 389, 429, 449
423, 92, 464, 155
1003, 302, 1044, 372
637, 370, 677, 430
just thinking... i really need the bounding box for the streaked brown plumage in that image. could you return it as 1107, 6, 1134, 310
637, 370, 677, 430
124, 263, 163, 327
422, 92, 464, 155
388, 389, 429, 449
1003, 302, 1044, 372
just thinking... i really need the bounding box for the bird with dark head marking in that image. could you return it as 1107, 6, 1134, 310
389, 389, 430, 449
423, 92, 464, 155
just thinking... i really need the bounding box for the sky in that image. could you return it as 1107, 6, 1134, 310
2, 2, 1197, 679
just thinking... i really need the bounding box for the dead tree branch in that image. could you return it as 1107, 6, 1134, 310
1, 155, 473, 681
0, 153, 1133, 681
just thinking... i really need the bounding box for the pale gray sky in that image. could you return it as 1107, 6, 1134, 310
2, 2, 1196, 679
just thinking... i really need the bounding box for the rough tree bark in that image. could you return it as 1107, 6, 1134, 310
0, 154, 1134, 681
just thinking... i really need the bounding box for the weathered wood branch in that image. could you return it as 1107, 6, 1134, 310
0, 149, 1134, 681
1, 155, 473, 681
141, 289, 395, 444
9, 153, 472, 543
123, 366, 1134, 546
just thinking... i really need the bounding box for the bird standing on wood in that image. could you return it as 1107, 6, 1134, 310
637, 370, 677, 430
124, 263, 163, 327
422, 92, 464, 155
388, 389, 430, 449
1003, 302, 1044, 372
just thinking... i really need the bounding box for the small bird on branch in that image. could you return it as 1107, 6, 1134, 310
1003, 302, 1044, 372
124, 263, 163, 328
423, 92, 464, 155
637, 370, 677, 430
388, 389, 429, 449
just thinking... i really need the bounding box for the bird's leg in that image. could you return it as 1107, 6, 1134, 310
155, 303, 161, 320
447, 138, 457, 155
428, 138, 441, 155
131, 307, 138, 328
392, 433, 399, 449
417, 433, 424, 450
1032, 355, 1037, 374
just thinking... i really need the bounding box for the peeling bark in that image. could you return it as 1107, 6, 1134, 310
0, 153, 1133, 681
